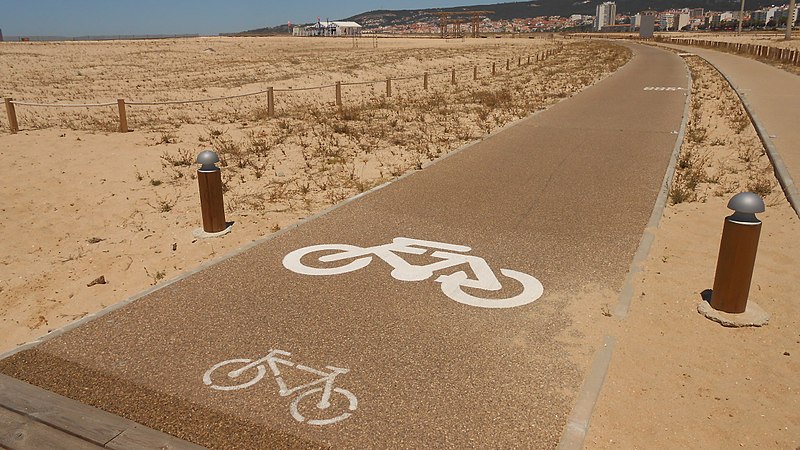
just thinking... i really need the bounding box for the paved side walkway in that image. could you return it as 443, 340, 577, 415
0, 43, 688, 449
660, 42, 800, 214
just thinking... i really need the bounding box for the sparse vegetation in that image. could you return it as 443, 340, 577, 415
670, 55, 779, 206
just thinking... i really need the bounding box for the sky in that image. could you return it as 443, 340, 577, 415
2, 0, 497, 37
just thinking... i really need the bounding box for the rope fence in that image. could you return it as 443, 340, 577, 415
4, 47, 563, 134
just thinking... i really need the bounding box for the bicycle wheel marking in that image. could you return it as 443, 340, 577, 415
282, 237, 544, 308
203, 349, 357, 426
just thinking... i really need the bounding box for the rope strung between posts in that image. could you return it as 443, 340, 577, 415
11, 100, 117, 108
8, 50, 561, 109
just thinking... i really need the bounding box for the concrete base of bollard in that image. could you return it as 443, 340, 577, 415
192, 223, 233, 239
697, 299, 770, 327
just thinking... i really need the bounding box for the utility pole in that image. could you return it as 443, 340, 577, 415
738, 0, 746, 35
786, 0, 796, 39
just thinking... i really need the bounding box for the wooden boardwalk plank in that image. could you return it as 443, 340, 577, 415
106, 425, 206, 450
0, 374, 205, 449
0, 374, 133, 445
0, 406, 101, 450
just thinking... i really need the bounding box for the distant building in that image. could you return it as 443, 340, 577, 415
594, 2, 617, 31
293, 21, 362, 37
674, 11, 691, 30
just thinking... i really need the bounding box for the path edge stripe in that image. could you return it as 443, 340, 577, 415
694, 51, 799, 218
613, 46, 692, 319
0, 42, 635, 362
556, 335, 616, 450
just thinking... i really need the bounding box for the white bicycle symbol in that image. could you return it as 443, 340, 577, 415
203, 349, 357, 426
282, 237, 544, 309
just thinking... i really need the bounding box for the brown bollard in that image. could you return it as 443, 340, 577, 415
492, 62, 496, 75
527, 55, 531, 65
4, 98, 18, 134
518, 57, 521, 66
710, 192, 765, 313
196, 150, 226, 233
335, 82, 341, 107
117, 98, 128, 133
473, 66, 478, 80
451, 68, 456, 85
423, 72, 428, 90
386, 78, 392, 97
506, 59, 510, 70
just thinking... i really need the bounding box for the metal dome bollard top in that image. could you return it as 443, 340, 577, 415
196, 150, 226, 233
710, 192, 765, 314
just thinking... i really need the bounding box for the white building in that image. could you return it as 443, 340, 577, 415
674, 11, 690, 30
293, 21, 362, 37
594, 2, 617, 31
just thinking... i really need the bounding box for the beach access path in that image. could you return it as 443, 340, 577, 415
659, 42, 800, 214
0, 42, 688, 449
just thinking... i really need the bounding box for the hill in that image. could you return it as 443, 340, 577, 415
347, 0, 781, 26
236, 0, 781, 34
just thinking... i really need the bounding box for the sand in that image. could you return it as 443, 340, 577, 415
1, 36, 797, 447
584, 52, 800, 448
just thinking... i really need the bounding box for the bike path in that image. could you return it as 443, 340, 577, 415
0, 43, 688, 449
659, 42, 800, 214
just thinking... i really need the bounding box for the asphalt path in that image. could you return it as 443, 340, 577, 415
0, 43, 688, 449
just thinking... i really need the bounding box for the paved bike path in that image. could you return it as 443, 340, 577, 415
0, 43, 688, 449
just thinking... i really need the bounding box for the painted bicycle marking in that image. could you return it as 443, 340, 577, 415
282, 237, 544, 309
203, 349, 357, 426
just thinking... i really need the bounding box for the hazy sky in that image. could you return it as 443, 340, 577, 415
3, 0, 496, 36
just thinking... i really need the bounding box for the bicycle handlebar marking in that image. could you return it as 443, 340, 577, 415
203, 349, 357, 426
282, 237, 544, 309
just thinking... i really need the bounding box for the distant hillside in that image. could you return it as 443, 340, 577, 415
347, 0, 781, 26
236, 0, 782, 34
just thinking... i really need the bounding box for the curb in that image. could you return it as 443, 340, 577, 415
556, 42, 693, 449
613, 47, 692, 319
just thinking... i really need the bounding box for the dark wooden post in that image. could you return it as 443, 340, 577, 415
492, 62, 496, 75
386, 78, 392, 97
4, 98, 18, 134
473, 66, 478, 80
423, 72, 429, 90
267, 87, 275, 116
451, 68, 456, 85
335, 82, 341, 107
117, 98, 128, 133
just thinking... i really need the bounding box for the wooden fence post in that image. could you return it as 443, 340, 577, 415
451, 68, 456, 85
423, 72, 428, 90
267, 87, 275, 116
386, 78, 392, 97
492, 62, 496, 75
473, 66, 478, 80
335, 82, 341, 107
117, 98, 128, 133
4, 98, 18, 134
518, 57, 521, 66
506, 59, 510, 70
527, 55, 531, 65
